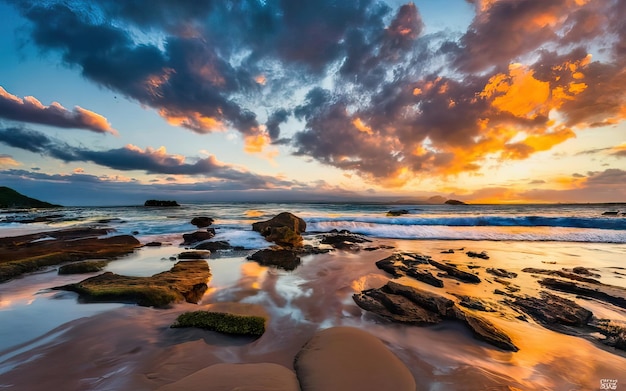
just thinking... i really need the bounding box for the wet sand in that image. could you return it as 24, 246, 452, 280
1, 238, 626, 390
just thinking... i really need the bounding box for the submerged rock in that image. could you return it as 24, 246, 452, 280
178, 251, 211, 259
353, 281, 518, 351
194, 240, 236, 251
294, 327, 416, 391
58, 260, 108, 275
386, 209, 409, 216
55, 260, 211, 307
252, 212, 306, 247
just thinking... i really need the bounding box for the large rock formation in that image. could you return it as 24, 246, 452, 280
353, 281, 518, 351
252, 212, 306, 247
0, 228, 141, 282
294, 327, 416, 391
247, 248, 301, 271
55, 260, 211, 307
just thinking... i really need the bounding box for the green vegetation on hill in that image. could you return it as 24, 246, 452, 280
0, 187, 61, 208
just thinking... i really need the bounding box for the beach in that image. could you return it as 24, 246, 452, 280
1, 203, 626, 390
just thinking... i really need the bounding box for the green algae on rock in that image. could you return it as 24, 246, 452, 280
58, 260, 108, 275
171, 311, 266, 337
56, 260, 211, 307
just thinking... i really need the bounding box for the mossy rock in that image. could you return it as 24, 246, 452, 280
55, 260, 211, 307
171, 311, 266, 337
58, 260, 108, 275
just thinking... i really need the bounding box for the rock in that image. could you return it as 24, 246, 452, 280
252, 212, 306, 234
320, 232, 372, 245
171, 311, 266, 336
441, 249, 454, 254
156, 363, 300, 391
571, 266, 601, 278
375, 254, 443, 288
486, 268, 518, 279
444, 199, 466, 205
353, 281, 517, 351
510, 291, 593, 328
182, 229, 215, 245
144, 200, 180, 207
294, 327, 416, 391
265, 226, 303, 247
144, 241, 162, 247
252, 212, 306, 247
429, 260, 481, 284
453, 294, 496, 312
58, 260, 108, 275
178, 251, 211, 259
247, 248, 301, 271
194, 240, 234, 251
522, 268, 601, 284
386, 209, 409, 216
466, 251, 489, 260
589, 319, 626, 351
54, 260, 211, 307
190, 216, 214, 228
0, 229, 141, 283
539, 278, 626, 309
602, 211, 619, 216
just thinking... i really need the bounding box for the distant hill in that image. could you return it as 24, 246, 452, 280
0, 187, 61, 208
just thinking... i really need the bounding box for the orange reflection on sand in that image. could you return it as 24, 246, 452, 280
240, 262, 267, 290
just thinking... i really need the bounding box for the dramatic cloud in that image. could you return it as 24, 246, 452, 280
0, 86, 116, 134
6, 0, 626, 188
0, 127, 296, 189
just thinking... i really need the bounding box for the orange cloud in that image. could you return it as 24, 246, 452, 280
352, 118, 374, 135
0, 154, 19, 168
244, 132, 271, 154
159, 109, 225, 133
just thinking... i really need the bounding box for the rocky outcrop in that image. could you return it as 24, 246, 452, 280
0, 228, 141, 283
182, 229, 215, 245
294, 327, 416, 391
539, 278, 626, 309
444, 199, 466, 205
375, 254, 443, 288
190, 216, 214, 228
522, 268, 602, 284
55, 260, 211, 307
319, 231, 372, 251
429, 260, 481, 283
353, 281, 518, 351
252, 212, 306, 247
144, 200, 180, 207
510, 291, 593, 328
194, 240, 239, 251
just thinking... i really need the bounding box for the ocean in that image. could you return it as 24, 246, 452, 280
2, 202, 626, 244
1, 202, 626, 390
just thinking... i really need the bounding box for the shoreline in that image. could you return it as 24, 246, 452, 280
1, 234, 626, 389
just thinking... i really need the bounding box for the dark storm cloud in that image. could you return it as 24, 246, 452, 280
0, 127, 296, 189
6, 0, 626, 186
0, 87, 116, 134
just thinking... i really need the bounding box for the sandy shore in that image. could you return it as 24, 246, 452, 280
1, 238, 626, 390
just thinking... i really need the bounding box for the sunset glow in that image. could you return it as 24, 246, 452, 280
0, 0, 623, 205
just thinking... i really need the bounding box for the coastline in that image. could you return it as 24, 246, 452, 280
1, 233, 626, 390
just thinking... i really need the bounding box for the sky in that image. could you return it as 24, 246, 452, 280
0, 0, 624, 206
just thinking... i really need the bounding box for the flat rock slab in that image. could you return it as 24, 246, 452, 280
294, 327, 416, 391
0, 228, 140, 282
157, 363, 300, 391
539, 278, 626, 309
429, 260, 481, 284
376, 254, 443, 287
511, 291, 593, 327
354, 281, 518, 351
56, 260, 211, 307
